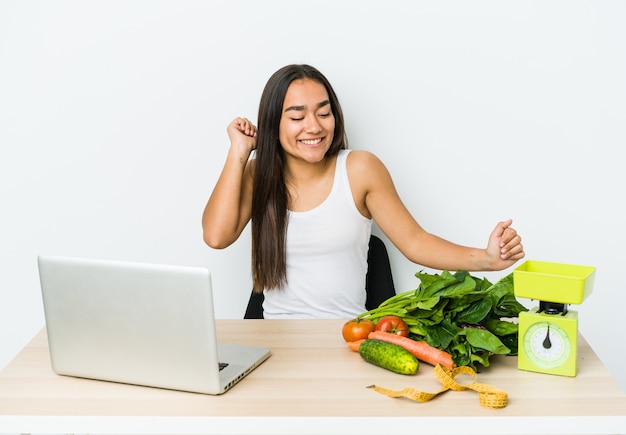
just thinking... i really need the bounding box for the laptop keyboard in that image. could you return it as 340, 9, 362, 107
218, 362, 229, 371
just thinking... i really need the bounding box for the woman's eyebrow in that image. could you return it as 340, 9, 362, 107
284, 100, 331, 112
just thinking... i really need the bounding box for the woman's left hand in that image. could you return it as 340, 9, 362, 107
487, 219, 525, 269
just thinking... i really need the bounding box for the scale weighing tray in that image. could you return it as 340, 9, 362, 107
513, 260, 595, 305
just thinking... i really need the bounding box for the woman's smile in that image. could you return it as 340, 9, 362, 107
299, 137, 325, 146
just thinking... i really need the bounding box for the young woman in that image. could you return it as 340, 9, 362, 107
202, 64, 524, 319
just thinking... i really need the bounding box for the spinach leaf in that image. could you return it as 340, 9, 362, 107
455, 298, 492, 324
423, 319, 460, 349
433, 275, 476, 298
494, 293, 528, 317
462, 327, 511, 355
483, 318, 519, 336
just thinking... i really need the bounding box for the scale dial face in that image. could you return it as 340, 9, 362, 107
523, 321, 572, 369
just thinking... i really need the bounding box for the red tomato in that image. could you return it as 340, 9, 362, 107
374, 315, 409, 337
342, 318, 375, 343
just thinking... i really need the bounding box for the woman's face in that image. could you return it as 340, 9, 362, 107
278, 78, 335, 164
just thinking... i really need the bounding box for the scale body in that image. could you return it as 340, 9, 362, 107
517, 307, 578, 376
513, 260, 595, 377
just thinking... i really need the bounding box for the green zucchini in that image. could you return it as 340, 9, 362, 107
358, 338, 419, 375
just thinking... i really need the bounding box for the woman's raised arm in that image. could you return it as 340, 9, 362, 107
202, 118, 257, 249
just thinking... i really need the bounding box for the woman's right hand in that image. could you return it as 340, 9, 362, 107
227, 117, 257, 154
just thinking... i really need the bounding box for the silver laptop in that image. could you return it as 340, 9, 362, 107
37, 255, 271, 395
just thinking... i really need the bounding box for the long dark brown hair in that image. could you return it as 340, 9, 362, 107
251, 64, 348, 292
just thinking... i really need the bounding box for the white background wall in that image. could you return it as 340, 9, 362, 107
1, 1, 624, 391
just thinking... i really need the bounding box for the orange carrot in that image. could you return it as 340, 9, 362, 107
368, 331, 455, 371
347, 339, 365, 352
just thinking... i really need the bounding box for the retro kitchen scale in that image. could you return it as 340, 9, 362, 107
513, 260, 596, 377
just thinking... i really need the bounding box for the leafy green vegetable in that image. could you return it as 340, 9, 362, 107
357, 270, 528, 370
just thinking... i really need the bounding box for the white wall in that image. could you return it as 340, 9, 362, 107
2, 1, 624, 391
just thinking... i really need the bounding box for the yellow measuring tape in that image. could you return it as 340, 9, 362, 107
367, 363, 508, 409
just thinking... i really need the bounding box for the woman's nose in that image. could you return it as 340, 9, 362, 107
305, 116, 322, 134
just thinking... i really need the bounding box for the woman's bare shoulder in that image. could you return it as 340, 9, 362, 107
346, 149, 391, 179
345, 149, 396, 215
346, 149, 384, 168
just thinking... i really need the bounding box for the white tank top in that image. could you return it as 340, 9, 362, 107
262, 149, 373, 319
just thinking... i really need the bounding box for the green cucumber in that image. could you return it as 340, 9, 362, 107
358, 338, 419, 375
